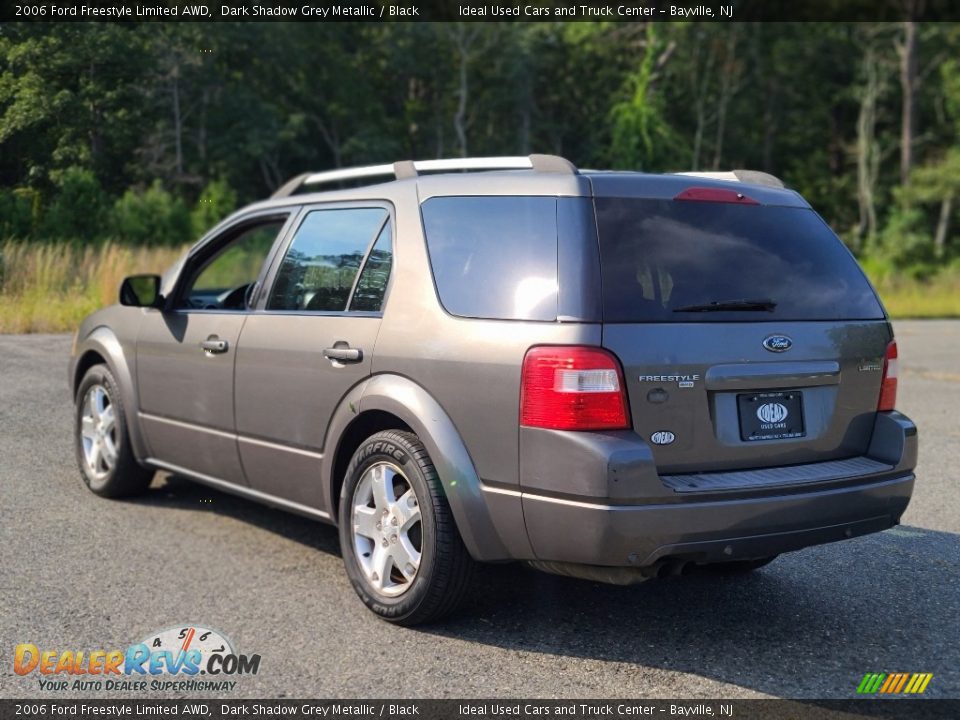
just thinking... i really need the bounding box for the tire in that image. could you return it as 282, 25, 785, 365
700, 555, 779, 574
75, 364, 153, 498
338, 430, 474, 625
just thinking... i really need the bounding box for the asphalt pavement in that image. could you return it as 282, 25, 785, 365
1, 321, 957, 699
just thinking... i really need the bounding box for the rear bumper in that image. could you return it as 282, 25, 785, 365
517, 411, 917, 567
522, 472, 913, 567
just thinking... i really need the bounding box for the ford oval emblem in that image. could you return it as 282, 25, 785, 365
762, 335, 793, 353
650, 431, 676, 445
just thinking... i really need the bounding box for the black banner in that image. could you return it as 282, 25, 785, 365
0, 700, 957, 720
5, 0, 960, 23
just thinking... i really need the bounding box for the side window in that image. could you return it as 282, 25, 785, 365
350, 219, 393, 312
420, 196, 558, 321
268, 208, 389, 312
179, 220, 285, 310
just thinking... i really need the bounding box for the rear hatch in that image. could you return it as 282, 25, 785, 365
592, 182, 891, 474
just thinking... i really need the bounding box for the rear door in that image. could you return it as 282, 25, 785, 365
233, 204, 393, 509
593, 191, 890, 474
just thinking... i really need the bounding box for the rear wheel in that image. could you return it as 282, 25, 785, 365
75, 364, 153, 498
338, 430, 474, 625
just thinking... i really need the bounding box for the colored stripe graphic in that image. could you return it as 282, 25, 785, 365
893, 673, 909, 693
858, 673, 933, 694
879, 674, 897, 693
905, 673, 934, 694
857, 674, 885, 693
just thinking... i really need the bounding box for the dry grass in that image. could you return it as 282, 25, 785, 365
0, 241, 185, 333
1, 241, 958, 333
868, 270, 960, 319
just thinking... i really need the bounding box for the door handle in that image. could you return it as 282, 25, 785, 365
323, 346, 363, 363
200, 336, 229, 354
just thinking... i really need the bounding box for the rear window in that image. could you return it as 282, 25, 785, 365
595, 198, 885, 322
421, 196, 558, 321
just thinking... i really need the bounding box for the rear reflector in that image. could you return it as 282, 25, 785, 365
521, 346, 630, 431
674, 187, 759, 204
878, 340, 898, 411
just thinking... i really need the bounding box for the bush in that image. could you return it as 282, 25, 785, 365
876, 205, 937, 278
0, 188, 38, 239
110, 181, 191, 246
38, 167, 108, 241
191, 178, 237, 239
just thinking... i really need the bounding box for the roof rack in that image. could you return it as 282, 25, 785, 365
271, 154, 577, 198
675, 170, 785, 189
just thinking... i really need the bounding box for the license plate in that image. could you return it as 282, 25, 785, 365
737, 391, 805, 441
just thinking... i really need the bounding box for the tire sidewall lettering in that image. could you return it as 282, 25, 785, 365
356, 441, 408, 466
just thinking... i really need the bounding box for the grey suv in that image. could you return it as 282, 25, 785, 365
70, 155, 917, 624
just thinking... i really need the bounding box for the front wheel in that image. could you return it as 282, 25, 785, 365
338, 430, 474, 625
75, 364, 153, 498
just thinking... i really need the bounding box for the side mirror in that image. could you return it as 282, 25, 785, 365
119, 275, 163, 308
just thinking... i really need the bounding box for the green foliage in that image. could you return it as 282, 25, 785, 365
610, 25, 678, 169
39, 167, 107, 240
191, 179, 238, 239
110, 182, 191, 246
0, 188, 36, 238
1, 21, 959, 274
903, 148, 960, 204
877, 203, 936, 276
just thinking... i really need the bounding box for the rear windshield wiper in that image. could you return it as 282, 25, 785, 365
673, 298, 777, 313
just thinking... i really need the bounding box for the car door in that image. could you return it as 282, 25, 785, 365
136, 211, 295, 484
233, 204, 394, 510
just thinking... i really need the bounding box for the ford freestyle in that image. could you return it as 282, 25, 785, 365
69, 155, 917, 624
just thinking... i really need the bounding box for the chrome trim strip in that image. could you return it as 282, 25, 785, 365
140, 412, 235, 440
237, 434, 324, 459
482, 484, 619, 511
481, 485, 522, 498
486, 471, 912, 512
140, 412, 325, 459
145, 458, 331, 520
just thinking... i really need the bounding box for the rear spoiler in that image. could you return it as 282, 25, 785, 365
675, 170, 785, 189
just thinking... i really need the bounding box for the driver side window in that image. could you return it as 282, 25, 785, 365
178, 219, 285, 310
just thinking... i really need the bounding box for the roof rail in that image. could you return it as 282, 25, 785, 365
271, 154, 577, 198
675, 169, 785, 189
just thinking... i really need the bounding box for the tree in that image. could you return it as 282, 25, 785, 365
854, 26, 892, 247
895, 7, 921, 185
610, 23, 677, 170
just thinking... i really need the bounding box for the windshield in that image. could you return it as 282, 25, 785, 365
595, 198, 885, 323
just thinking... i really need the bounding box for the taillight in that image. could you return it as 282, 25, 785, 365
520, 346, 630, 430
878, 340, 898, 411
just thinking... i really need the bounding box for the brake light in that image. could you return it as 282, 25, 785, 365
878, 340, 898, 411
520, 346, 630, 430
674, 187, 759, 204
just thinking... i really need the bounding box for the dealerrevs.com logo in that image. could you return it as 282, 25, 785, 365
14, 625, 261, 693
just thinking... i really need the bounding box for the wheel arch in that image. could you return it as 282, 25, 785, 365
72, 327, 150, 463
73, 349, 108, 396
322, 373, 512, 562
329, 409, 413, 517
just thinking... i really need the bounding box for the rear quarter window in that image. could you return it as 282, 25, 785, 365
421, 196, 558, 321
595, 198, 885, 322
